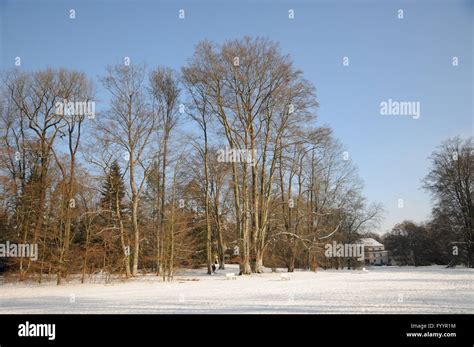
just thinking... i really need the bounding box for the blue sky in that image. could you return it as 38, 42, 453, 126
0, 0, 472, 233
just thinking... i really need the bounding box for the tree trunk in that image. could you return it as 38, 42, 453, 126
116, 192, 131, 278
203, 126, 213, 275
131, 198, 140, 276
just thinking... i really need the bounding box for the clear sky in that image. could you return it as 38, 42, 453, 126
0, 0, 472, 233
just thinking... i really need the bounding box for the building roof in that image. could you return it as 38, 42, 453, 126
357, 238, 384, 247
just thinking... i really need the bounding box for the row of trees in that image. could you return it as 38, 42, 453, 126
383, 137, 473, 267
0, 37, 382, 283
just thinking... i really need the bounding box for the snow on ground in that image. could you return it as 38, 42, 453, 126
0, 265, 473, 314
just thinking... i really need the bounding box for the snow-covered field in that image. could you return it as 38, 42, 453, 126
1, 265, 473, 314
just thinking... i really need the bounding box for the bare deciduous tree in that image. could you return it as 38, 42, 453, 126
98, 63, 157, 276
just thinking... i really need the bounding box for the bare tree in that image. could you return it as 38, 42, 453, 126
182, 68, 214, 274
98, 63, 157, 276
50, 70, 95, 284
423, 137, 473, 267
149, 67, 180, 275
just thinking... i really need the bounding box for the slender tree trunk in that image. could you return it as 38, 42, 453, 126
203, 128, 213, 275
158, 132, 169, 275
131, 198, 140, 276
168, 167, 178, 281
129, 147, 140, 276
215, 207, 225, 270
116, 192, 131, 277
82, 220, 91, 284
250, 131, 260, 273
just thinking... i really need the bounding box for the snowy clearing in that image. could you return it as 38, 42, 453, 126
1, 265, 473, 314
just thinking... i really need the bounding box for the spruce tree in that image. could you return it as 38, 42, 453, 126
101, 160, 126, 221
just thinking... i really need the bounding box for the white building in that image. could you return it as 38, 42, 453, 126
358, 238, 389, 265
